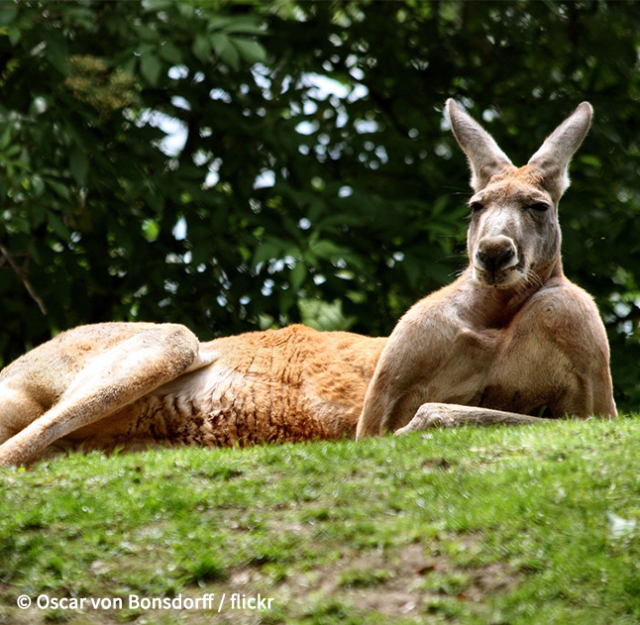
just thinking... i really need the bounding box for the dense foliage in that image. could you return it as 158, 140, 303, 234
1, 0, 639, 408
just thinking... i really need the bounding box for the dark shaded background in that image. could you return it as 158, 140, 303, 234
1, 1, 639, 409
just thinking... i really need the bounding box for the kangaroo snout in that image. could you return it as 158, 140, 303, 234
475, 236, 517, 273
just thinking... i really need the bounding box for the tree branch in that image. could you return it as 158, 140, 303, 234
0, 243, 47, 315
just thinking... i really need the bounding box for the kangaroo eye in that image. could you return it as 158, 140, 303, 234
470, 202, 484, 213
528, 202, 550, 212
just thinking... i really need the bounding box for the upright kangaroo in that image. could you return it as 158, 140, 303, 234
0, 100, 616, 467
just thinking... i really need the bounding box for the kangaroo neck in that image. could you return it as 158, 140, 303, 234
534, 255, 564, 283
459, 256, 563, 328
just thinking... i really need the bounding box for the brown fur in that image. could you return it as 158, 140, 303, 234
0, 101, 616, 466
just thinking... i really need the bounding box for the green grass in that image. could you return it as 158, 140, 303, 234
2, 418, 640, 624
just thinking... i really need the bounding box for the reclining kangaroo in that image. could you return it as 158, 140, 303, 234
0, 100, 616, 467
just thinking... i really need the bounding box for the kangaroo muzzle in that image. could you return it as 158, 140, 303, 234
473, 235, 521, 287
475, 235, 518, 273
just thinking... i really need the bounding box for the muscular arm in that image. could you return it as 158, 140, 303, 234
356, 354, 431, 438
536, 283, 617, 420
356, 302, 453, 439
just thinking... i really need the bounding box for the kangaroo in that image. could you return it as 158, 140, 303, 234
0, 100, 616, 467
358, 100, 616, 437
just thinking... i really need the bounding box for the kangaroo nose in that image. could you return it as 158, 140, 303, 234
476, 236, 517, 273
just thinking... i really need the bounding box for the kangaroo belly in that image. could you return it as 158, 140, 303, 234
70, 325, 386, 450
70, 366, 348, 449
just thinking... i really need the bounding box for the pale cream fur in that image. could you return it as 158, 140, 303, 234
0, 100, 616, 466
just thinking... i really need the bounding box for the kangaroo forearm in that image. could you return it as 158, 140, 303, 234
394, 403, 548, 435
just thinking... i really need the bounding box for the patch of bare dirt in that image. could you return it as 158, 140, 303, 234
214, 536, 522, 621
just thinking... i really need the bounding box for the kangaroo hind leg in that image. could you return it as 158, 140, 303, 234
0, 388, 45, 448
0, 324, 201, 467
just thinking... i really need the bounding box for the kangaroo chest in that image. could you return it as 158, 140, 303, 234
426, 321, 562, 416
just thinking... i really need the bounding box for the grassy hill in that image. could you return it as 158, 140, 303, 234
2, 418, 640, 625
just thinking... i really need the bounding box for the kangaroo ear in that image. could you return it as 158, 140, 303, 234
446, 99, 513, 192
527, 102, 593, 201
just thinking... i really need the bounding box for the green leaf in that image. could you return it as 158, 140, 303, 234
178, 3, 195, 18
206, 16, 236, 31
141, 0, 173, 10
0, 125, 11, 150
140, 52, 162, 86
211, 33, 239, 70
69, 148, 89, 186
31, 175, 45, 197
8, 27, 20, 45
136, 24, 160, 43
44, 36, 70, 75
6, 214, 30, 234
298, 298, 356, 332
220, 22, 265, 36
310, 240, 349, 260
252, 239, 283, 268
45, 178, 71, 200
160, 41, 183, 65
47, 212, 70, 242
142, 218, 160, 242
192, 34, 211, 63
290, 262, 307, 290
579, 154, 601, 168
430, 196, 449, 217
232, 38, 267, 65
0, 6, 17, 26
278, 288, 296, 314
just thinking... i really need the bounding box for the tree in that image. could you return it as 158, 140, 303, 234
1, 0, 640, 410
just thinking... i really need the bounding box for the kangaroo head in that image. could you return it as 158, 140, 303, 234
446, 99, 592, 290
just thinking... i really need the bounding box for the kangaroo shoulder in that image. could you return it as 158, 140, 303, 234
530, 278, 608, 356
532, 279, 599, 320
